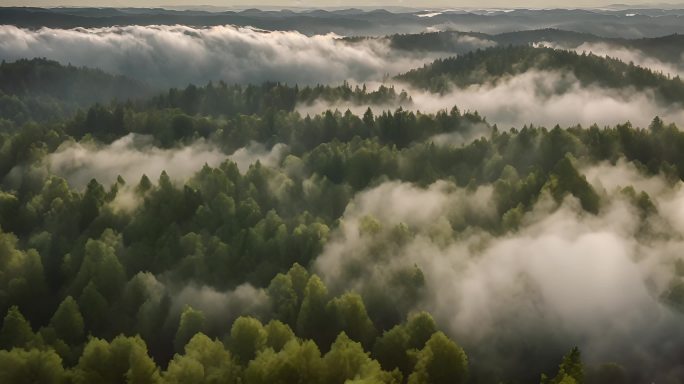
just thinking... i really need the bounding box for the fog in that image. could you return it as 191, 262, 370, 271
46, 134, 225, 188
427, 121, 493, 146
0, 25, 439, 88
538, 41, 684, 77
45, 134, 287, 189
120, 271, 269, 343
5, 24, 681, 131
229, 142, 289, 173
313, 161, 684, 380
408, 70, 684, 129
298, 70, 684, 130
170, 283, 270, 335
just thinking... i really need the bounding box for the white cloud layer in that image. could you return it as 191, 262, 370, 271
45, 134, 287, 189
171, 283, 270, 333
313, 162, 684, 379
538, 41, 684, 78
299, 71, 684, 130
406, 70, 684, 128
46, 134, 226, 188
0, 25, 439, 87
4, 24, 679, 131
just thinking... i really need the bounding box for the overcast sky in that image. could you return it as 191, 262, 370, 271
2, 0, 684, 9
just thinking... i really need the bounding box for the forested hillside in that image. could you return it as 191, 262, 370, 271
348, 29, 684, 78
0, 58, 150, 124
397, 46, 684, 105
1, 19, 684, 384
2, 62, 684, 381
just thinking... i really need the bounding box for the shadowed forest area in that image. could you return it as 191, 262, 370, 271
1, 6, 684, 384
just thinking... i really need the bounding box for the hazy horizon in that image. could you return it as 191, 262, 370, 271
3, 0, 684, 9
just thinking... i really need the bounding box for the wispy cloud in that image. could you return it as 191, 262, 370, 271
299, 71, 684, 129
313, 163, 684, 380
45, 134, 287, 189
0, 25, 440, 87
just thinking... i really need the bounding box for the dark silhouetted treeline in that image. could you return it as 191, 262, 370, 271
0, 58, 150, 124
398, 45, 684, 106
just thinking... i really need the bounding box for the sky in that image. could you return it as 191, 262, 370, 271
2, 0, 684, 9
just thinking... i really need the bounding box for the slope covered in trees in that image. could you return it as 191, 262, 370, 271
1, 73, 684, 381
397, 45, 684, 105
147, 81, 409, 119
1, 32, 684, 383
349, 29, 684, 74
0, 58, 415, 129
0, 58, 150, 124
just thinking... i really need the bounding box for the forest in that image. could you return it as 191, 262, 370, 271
398, 45, 684, 102
2, 7, 684, 384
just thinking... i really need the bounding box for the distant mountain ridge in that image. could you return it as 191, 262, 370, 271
397, 45, 684, 105
2, 7, 684, 38
349, 29, 684, 75
363, 29, 684, 56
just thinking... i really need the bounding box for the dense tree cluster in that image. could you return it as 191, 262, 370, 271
149, 81, 409, 119
0, 261, 473, 384
0, 59, 150, 125
2, 54, 684, 383
398, 45, 684, 105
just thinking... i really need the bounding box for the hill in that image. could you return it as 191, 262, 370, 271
3, 7, 684, 38
348, 29, 683, 76
396, 45, 684, 105
0, 58, 150, 124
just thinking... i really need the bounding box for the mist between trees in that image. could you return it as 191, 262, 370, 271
1, 41, 684, 384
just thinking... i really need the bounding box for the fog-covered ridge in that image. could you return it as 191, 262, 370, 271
3, 6, 684, 37
0, 25, 440, 87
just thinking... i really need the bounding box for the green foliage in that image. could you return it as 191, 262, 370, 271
0, 229, 48, 319
398, 45, 684, 105
287, 263, 310, 303
174, 306, 206, 353
404, 312, 438, 350
71, 235, 126, 302
323, 332, 400, 384
150, 81, 405, 121
0, 306, 35, 349
541, 347, 584, 384
0, 58, 149, 124
546, 155, 600, 214
2, 51, 684, 384
374, 325, 410, 373
73, 335, 161, 384
373, 312, 438, 375
407, 332, 468, 384
50, 296, 85, 345
78, 282, 109, 336
264, 320, 296, 352
268, 273, 299, 325
326, 293, 377, 348
296, 275, 330, 342
228, 317, 267, 364
243, 339, 325, 384
0, 348, 67, 384
165, 333, 241, 384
